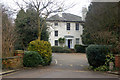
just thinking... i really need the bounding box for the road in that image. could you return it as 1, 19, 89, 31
2, 53, 119, 78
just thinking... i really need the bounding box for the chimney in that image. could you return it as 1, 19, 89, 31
82, 7, 87, 21
58, 12, 63, 17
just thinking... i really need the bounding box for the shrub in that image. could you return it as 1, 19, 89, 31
93, 53, 115, 71
23, 51, 43, 67
52, 46, 72, 53
74, 45, 88, 53
86, 45, 110, 68
58, 38, 65, 47
28, 40, 52, 66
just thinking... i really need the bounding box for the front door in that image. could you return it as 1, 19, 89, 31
68, 39, 71, 48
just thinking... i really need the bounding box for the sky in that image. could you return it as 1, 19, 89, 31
1, 0, 91, 18
1, 0, 120, 19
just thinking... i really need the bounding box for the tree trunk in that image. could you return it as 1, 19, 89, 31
37, 10, 41, 40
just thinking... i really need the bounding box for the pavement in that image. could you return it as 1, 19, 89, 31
1, 53, 120, 79
0, 69, 20, 76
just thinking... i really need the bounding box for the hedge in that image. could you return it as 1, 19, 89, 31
74, 45, 88, 53
52, 46, 72, 53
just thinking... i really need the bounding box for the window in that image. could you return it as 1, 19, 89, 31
67, 23, 70, 30
54, 22, 58, 26
76, 38, 79, 44
76, 23, 79, 30
55, 40, 58, 46
55, 31, 58, 36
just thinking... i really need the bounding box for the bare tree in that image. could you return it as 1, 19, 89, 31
2, 5, 17, 57
14, 0, 74, 40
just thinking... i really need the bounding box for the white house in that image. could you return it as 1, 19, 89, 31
46, 13, 84, 49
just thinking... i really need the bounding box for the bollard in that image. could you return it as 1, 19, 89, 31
109, 62, 114, 71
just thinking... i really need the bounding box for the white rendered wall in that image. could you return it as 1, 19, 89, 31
47, 21, 83, 49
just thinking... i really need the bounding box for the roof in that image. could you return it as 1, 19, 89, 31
46, 13, 83, 22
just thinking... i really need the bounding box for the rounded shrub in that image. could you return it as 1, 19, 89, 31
23, 51, 43, 67
28, 40, 52, 66
86, 45, 110, 68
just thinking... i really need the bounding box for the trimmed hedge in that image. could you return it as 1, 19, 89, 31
74, 45, 88, 53
86, 45, 110, 68
52, 46, 72, 53
23, 51, 43, 67
28, 40, 52, 66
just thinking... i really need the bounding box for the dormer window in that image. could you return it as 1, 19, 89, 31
67, 23, 70, 30
54, 22, 58, 26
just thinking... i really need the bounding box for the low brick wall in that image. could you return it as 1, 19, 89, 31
115, 55, 120, 67
2, 56, 23, 69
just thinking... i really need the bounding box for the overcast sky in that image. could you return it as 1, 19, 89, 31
1, 0, 120, 18
1, 0, 91, 18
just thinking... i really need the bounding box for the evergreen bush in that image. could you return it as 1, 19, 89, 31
86, 45, 110, 68
23, 51, 43, 67
74, 45, 88, 53
28, 40, 52, 66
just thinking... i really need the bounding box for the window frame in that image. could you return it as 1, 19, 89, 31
55, 40, 58, 46
76, 23, 79, 30
54, 22, 58, 26
67, 23, 70, 30
55, 30, 58, 37
76, 38, 79, 44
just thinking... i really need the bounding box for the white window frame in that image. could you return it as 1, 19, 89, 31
54, 22, 58, 26
76, 23, 79, 30
76, 38, 79, 44
55, 40, 58, 46
67, 23, 70, 30
55, 31, 58, 36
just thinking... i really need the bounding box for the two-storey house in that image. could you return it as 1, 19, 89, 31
46, 13, 84, 49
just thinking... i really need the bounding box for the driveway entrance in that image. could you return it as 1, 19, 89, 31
3, 53, 118, 78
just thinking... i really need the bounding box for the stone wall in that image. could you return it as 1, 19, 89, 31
2, 56, 23, 69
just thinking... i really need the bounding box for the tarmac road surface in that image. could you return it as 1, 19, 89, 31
2, 53, 119, 78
